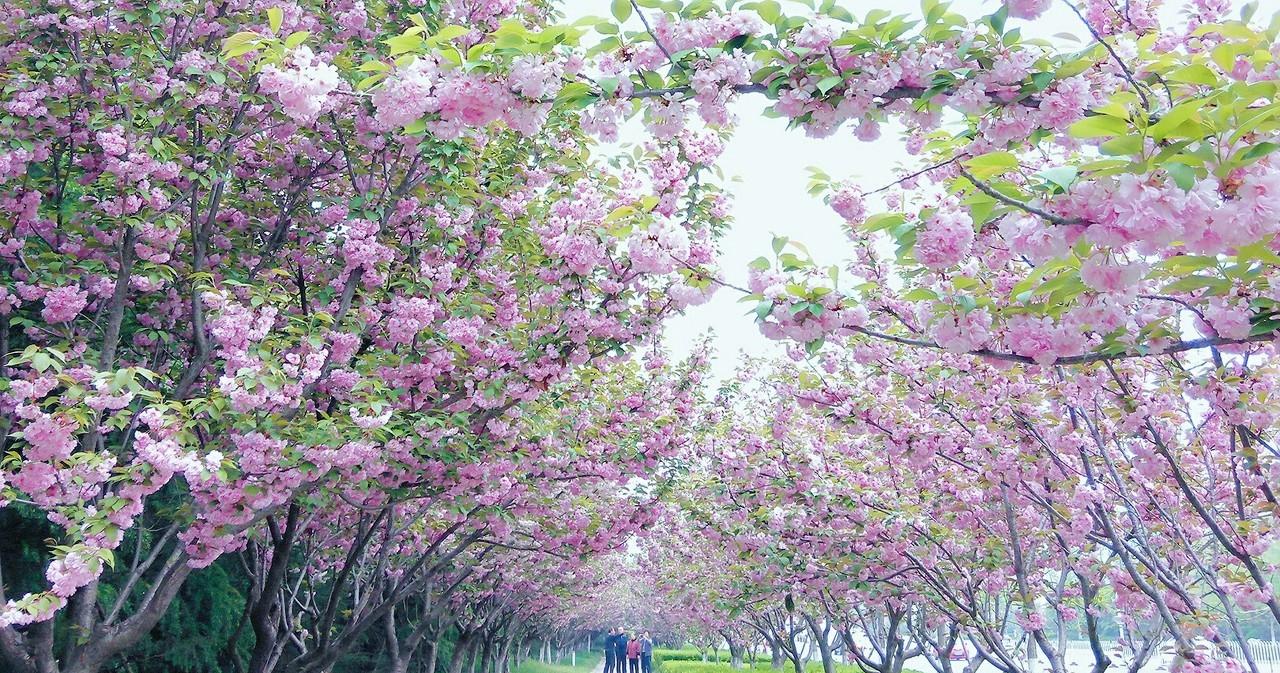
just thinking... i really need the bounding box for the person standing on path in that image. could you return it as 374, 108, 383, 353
639, 632, 654, 673
604, 628, 618, 673
626, 634, 641, 673
614, 627, 629, 673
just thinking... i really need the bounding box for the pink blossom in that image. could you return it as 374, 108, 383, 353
372, 57, 438, 129
998, 214, 1071, 264
793, 20, 840, 50
350, 406, 392, 429
508, 56, 562, 99
41, 285, 88, 323
434, 74, 511, 129
22, 414, 77, 462
1017, 611, 1047, 631
1005, 0, 1051, 19
46, 551, 97, 598
829, 186, 865, 223
934, 308, 993, 353
1203, 298, 1252, 340
1080, 254, 1145, 293
1038, 75, 1096, 128
259, 46, 341, 124
915, 203, 974, 270
1004, 314, 1062, 365
628, 221, 691, 274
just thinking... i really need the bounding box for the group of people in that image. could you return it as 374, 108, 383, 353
603, 628, 652, 673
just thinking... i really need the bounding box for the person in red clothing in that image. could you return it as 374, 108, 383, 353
626, 635, 642, 673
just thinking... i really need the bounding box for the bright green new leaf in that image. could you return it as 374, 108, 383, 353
612, 0, 633, 23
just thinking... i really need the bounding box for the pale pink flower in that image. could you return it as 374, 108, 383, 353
259, 46, 341, 124
915, 203, 974, 269
1006, 0, 1051, 19
41, 285, 88, 323
1080, 254, 1146, 293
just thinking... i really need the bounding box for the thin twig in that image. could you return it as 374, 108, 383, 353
1062, 0, 1151, 110
630, 0, 687, 73
864, 156, 963, 196
958, 167, 1084, 225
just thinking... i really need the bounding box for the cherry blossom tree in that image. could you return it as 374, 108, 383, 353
4, 1, 1280, 673
0, 0, 718, 670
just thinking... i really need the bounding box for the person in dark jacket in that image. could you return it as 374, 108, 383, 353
613, 627, 628, 670
639, 632, 654, 673
604, 628, 618, 673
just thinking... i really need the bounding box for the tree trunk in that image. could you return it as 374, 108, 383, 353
721, 631, 744, 670
422, 637, 440, 673
770, 639, 785, 670
805, 616, 836, 673
60, 557, 196, 673
448, 635, 474, 673
497, 633, 516, 673
248, 506, 302, 673
386, 610, 407, 673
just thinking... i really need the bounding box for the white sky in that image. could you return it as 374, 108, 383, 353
558, 0, 1255, 379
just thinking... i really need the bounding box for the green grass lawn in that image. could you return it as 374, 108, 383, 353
659, 660, 863, 673
515, 650, 603, 673
654, 648, 864, 673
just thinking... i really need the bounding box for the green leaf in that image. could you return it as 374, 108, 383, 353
1249, 315, 1280, 337
903, 288, 939, 302
1240, 141, 1280, 164
427, 24, 470, 47
1155, 255, 1218, 274
863, 213, 905, 232
964, 151, 1019, 169
612, 0, 633, 23
1148, 99, 1206, 140
111, 368, 133, 392
1068, 115, 1129, 139
816, 76, 844, 94
1166, 163, 1196, 191
284, 30, 310, 48
356, 73, 388, 91
754, 300, 773, 321
221, 31, 263, 58
754, 0, 782, 25
1099, 135, 1143, 156
1029, 72, 1055, 92
964, 151, 1019, 178
267, 7, 283, 33
988, 4, 1008, 35
1167, 64, 1219, 86
385, 33, 425, 56
1037, 166, 1077, 192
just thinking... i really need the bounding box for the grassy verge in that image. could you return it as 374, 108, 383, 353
515, 651, 603, 673
654, 649, 864, 673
